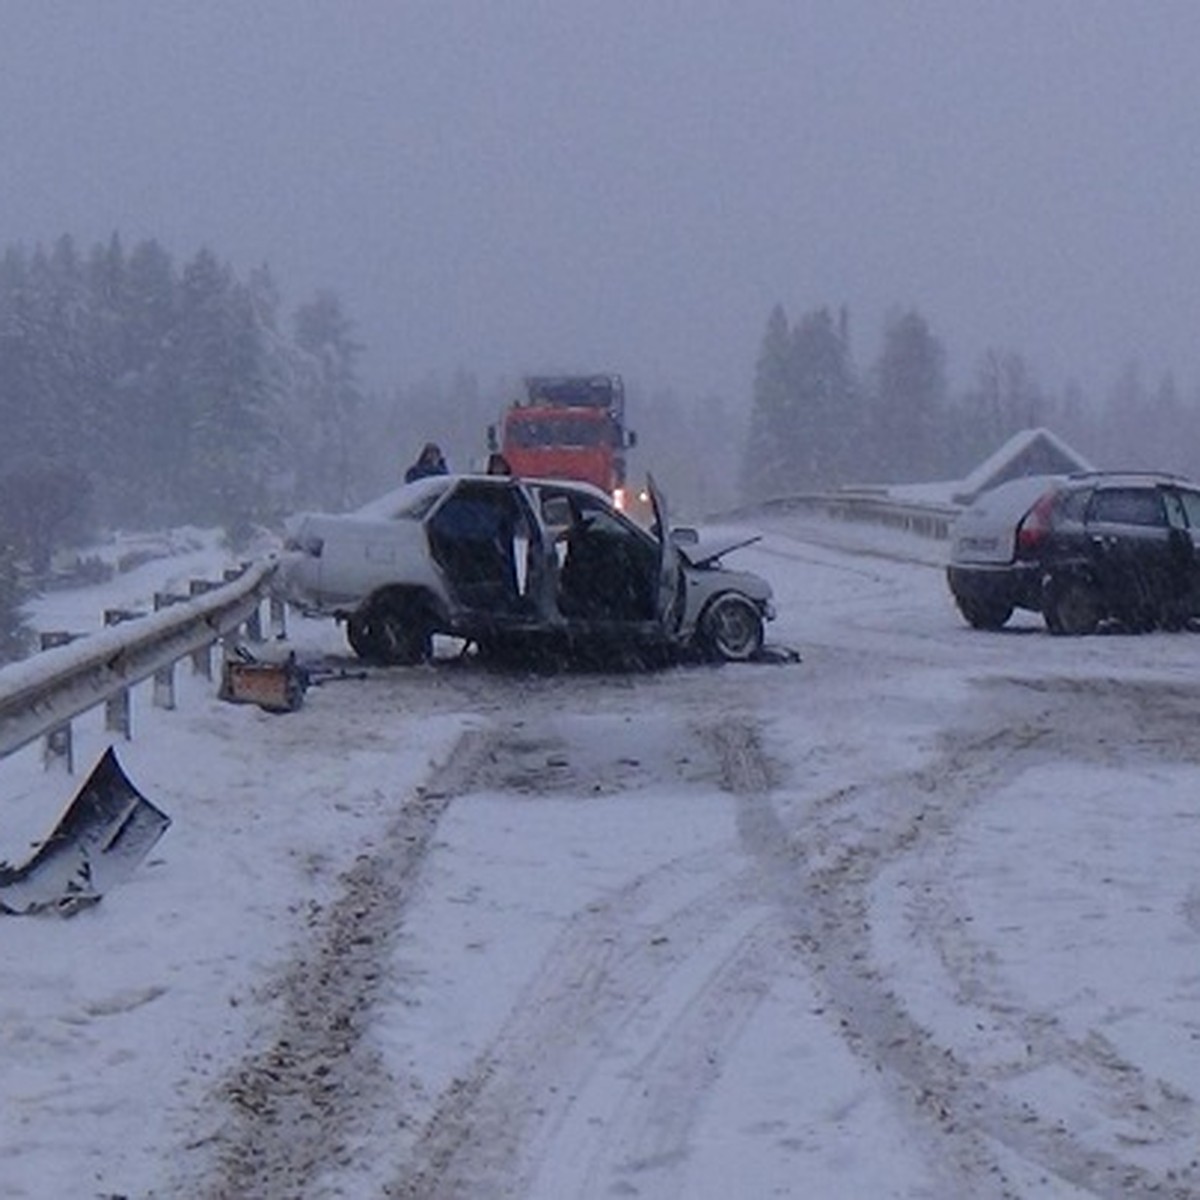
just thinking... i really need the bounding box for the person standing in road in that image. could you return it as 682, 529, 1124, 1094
405, 442, 448, 483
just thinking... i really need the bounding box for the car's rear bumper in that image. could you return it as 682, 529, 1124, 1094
946, 563, 1044, 612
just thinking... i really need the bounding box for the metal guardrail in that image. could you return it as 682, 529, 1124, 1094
725, 490, 961, 540
0, 558, 277, 763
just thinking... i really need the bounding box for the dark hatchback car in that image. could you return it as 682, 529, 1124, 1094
946, 471, 1200, 634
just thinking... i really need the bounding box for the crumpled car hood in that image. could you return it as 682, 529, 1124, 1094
673, 526, 763, 568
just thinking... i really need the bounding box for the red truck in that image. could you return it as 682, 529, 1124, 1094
488, 374, 637, 509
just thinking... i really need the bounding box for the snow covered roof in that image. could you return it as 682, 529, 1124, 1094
951, 428, 1094, 506
882, 480, 962, 507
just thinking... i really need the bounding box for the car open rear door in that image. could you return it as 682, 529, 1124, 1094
647, 474, 681, 631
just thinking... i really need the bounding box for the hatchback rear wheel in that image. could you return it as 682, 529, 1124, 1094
954, 594, 1014, 630
1043, 576, 1101, 636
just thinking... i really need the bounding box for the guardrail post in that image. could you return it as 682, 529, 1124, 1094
39, 631, 78, 772
103, 608, 143, 739
153, 592, 186, 709
269, 595, 287, 640
188, 580, 218, 677
227, 566, 264, 642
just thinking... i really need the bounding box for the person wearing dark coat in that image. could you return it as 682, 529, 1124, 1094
405, 442, 448, 483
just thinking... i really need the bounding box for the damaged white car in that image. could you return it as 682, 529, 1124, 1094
274, 475, 775, 666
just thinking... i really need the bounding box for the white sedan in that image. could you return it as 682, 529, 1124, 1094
274, 475, 774, 666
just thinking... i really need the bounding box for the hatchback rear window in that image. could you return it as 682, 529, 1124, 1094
1089, 488, 1165, 526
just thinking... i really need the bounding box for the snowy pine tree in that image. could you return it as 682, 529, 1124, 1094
167, 248, 279, 535
789, 307, 859, 489
868, 308, 947, 483
741, 304, 861, 500
741, 304, 794, 501
291, 290, 364, 510
0, 541, 28, 664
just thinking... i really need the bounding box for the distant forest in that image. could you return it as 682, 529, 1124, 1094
742, 302, 1200, 502
1, 231, 1197, 658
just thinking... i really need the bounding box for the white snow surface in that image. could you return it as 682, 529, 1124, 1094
3, 516, 1200, 1198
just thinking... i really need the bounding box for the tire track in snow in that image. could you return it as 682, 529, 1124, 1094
755, 682, 1200, 1200
186, 728, 500, 1200
385, 720, 783, 1199
895, 678, 1200, 1181
564, 913, 782, 1200
386, 855, 763, 1198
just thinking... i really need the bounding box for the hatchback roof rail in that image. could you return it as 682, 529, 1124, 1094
1065, 469, 1190, 482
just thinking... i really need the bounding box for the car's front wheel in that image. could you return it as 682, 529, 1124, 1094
1043, 575, 1101, 636
698, 593, 764, 662
346, 591, 435, 665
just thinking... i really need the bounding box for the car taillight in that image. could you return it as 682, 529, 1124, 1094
1015, 491, 1056, 555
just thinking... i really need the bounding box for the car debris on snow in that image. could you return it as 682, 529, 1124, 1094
0, 747, 170, 916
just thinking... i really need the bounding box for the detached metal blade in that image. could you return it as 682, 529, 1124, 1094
0, 747, 171, 915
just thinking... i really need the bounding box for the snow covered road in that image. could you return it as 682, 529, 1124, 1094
5, 516, 1200, 1198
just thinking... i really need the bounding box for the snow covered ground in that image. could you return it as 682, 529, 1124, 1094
3, 514, 1200, 1198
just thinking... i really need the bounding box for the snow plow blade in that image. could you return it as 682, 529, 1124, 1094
0, 747, 171, 916
219, 648, 308, 712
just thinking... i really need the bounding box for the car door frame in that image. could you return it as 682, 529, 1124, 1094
424, 477, 545, 625
1164, 485, 1200, 618
646, 474, 682, 635
1084, 483, 1174, 620
533, 480, 668, 639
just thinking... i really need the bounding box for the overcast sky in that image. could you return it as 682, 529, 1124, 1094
3, 1, 1198, 405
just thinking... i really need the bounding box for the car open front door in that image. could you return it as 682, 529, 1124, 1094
647, 474, 681, 632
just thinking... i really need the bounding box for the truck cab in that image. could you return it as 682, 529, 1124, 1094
489, 374, 636, 507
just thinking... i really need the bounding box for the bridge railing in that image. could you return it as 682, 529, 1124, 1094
0, 558, 277, 765
719, 488, 962, 541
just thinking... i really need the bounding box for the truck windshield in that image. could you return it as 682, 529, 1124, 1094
507, 416, 612, 448
525, 378, 618, 408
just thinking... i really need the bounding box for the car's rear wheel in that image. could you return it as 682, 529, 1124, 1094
953, 594, 1014, 630
1043, 576, 1101, 636
346, 592, 434, 665
698, 594, 764, 662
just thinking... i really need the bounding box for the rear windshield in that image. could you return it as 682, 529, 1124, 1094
965, 475, 1064, 523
